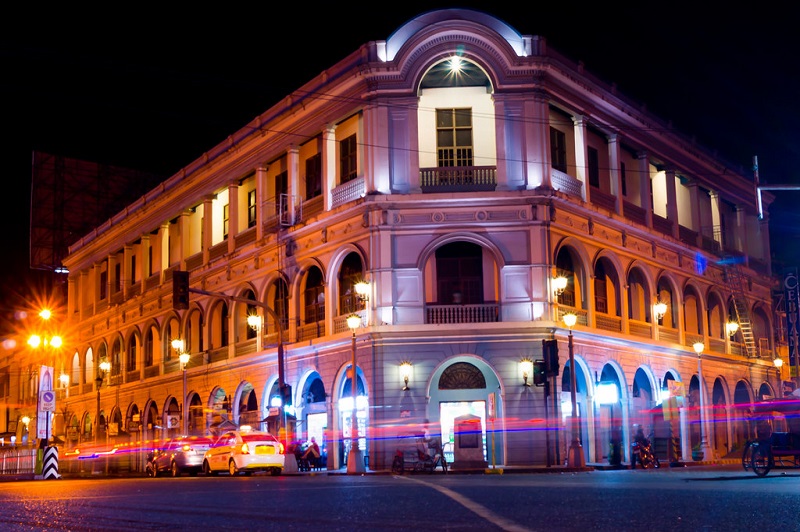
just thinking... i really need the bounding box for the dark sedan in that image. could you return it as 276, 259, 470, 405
146, 436, 213, 477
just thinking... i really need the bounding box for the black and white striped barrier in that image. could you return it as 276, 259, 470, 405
42, 446, 60, 479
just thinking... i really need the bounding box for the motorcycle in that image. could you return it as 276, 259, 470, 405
631, 439, 660, 469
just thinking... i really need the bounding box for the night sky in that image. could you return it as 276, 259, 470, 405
3, 2, 799, 310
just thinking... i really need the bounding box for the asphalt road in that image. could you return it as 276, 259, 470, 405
0, 464, 796, 531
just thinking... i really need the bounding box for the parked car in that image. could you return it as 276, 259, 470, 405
146, 436, 213, 477
202, 426, 285, 476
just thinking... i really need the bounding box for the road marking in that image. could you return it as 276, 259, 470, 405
399, 475, 532, 532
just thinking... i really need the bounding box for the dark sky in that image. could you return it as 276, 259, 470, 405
4, 2, 800, 307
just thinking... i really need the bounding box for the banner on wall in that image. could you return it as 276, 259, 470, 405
783, 269, 800, 377
662, 381, 685, 421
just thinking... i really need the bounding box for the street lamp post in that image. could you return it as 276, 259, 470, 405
774, 357, 784, 398
171, 339, 190, 435
692, 342, 713, 462
180, 351, 190, 435
345, 280, 370, 475
346, 313, 365, 474
95, 360, 110, 441
562, 313, 585, 468
20, 416, 31, 446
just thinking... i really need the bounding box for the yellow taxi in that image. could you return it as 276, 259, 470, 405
202, 426, 285, 476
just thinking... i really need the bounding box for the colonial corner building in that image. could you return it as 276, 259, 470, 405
6, 9, 787, 472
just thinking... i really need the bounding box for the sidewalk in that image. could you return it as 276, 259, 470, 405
1, 457, 743, 481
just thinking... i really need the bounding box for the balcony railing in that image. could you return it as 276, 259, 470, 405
426, 304, 499, 324
622, 201, 647, 226
628, 319, 652, 339
589, 187, 617, 213
658, 326, 680, 344
208, 347, 228, 364
652, 214, 673, 236
551, 169, 582, 197
595, 313, 622, 333
234, 227, 256, 249
332, 177, 365, 208
297, 320, 326, 342
235, 339, 257, 357
420, 166, 496, 192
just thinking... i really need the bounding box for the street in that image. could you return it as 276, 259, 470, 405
0, 465, 797, 531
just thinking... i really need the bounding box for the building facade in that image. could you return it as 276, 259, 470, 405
13, 9, 782, 470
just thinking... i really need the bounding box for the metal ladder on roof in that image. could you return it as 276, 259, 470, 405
724, 259, 758, 358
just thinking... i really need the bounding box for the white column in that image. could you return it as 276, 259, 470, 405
227, 181, 239, 254
637, 152, 653, 228
322, 124, 337, 212
665, 168, 679, 239
572, 115, 589, 203
608, 134, 623, 215
255, 165, 267, 242
525, 90, 551, 190
287, 146, 299, 225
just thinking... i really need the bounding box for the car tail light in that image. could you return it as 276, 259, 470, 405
182, 444, 191, 452
279, 442, 285, 454
241, 443, 251, 454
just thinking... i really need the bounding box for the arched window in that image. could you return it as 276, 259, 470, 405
304, 268, 325, 324
111, 339, 122, 376
339, 252, 364, 315
127, 334, 138, 371
144, 327, 155, 367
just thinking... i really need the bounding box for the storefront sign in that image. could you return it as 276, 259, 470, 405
783, 269, 800, 377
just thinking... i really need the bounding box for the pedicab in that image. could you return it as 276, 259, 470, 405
741, 397, 800, 477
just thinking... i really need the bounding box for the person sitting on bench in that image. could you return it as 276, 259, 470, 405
302, 437, 321, 467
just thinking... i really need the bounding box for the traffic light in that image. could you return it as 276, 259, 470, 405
173, 270, 190, 310
542, 339, 559, 377
533, 360, 546, 387
280, 383, 292, 407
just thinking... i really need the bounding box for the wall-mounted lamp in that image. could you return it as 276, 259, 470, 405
171, 338, 184, 352
399, 361, 413, 390
59, 373, 70, 388
653, 301, 668, 321
247, 314, 262, 331
553, 275, 568, 296
520, 358, 534, 387
725, 321, 739, 337
354, 281, 370, 302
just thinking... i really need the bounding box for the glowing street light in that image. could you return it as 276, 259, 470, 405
562, 312, 585, 468
692, 342, 713, 462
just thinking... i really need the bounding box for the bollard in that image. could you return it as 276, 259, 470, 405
35, 448, 44, 476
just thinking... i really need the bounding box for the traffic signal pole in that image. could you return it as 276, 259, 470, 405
172, 272, 288, 438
